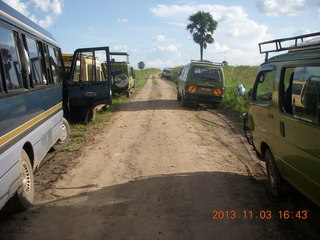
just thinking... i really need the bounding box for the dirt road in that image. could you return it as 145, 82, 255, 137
1, 74, 319, 239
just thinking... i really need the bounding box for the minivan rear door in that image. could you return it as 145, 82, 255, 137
66, 47, 112, 122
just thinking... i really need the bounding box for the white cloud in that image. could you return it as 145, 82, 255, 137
146, 58, 184, 68
117, 18, 128, 23
31, 0, 63, 15
146, 44, 183, 68
88, 26, 95, 31
37, 15, 54, 28
256, 0, 306, 16
3, 0, 63, 28
111, 44, 128, 52
158, 45, 178, 52
152, 34, 172, 42
208, 42, 264, 65
150, 4, 271, 55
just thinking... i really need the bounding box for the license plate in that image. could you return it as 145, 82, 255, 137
198, 87, 211, 92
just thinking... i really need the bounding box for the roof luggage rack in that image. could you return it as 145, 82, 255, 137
259, 32, 320, 62
191, 60, 224, 66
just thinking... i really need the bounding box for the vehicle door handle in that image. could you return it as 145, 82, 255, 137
280, 121, 285, 137
84, 92, 97, 97
267, 113, 273, 119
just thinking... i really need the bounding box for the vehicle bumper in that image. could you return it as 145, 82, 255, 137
185, 93, 223, 104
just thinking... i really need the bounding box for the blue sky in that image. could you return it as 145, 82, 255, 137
3, 0, 320, 68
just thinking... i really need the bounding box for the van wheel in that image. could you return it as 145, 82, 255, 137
52, 118, 70, 151
265, 149, 285, 197
12, 150, 34, 211
181, 93, 190, 107
177, 92, 181, 101
86, 108, 96, 122
243, 113, 253, 145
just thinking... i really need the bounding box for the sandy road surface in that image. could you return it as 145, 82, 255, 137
1, 74, 319, 239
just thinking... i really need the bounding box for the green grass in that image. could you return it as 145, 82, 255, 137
152, 78, 158, 85
222, 65, 259, 113
134, 68, 160, 89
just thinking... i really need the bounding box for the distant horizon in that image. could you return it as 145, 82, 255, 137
3, 0, 320, 69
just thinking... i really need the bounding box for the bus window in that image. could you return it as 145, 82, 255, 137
25, 36, 44, 86
0, 63, 3, 93
48, 46, 61, 84
0, 26, 22, 90
43, 44, 53, 84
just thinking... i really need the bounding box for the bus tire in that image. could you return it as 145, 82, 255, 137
12, 150, 34, 211
52, 118, 70, 151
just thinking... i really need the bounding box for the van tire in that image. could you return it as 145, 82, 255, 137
86, 108, 96, 122
181, 93, 190, 107
12, 150, 34, 211
177, 92, 181, 101
52, 118, 70, 151
265, 149, 285, 197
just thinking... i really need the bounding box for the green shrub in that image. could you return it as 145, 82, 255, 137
222, 65, 259, 113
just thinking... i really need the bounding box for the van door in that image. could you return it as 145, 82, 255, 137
249, 65, 276, 153
66, 47, 112, 122
275, 65, 320, 204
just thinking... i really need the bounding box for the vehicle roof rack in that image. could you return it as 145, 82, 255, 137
191, 60, 224, 66
259, 32, 320, 62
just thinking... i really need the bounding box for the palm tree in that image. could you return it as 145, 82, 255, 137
186, 11, 217, 61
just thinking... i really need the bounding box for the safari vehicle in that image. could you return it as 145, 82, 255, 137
106, 52, 135, 96
237, 32, 320, 206
64, 48, 112, 122
176, 60, 225, 107
161, 68, 172, 80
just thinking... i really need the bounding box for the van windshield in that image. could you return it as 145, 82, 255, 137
190, 66, 222, 82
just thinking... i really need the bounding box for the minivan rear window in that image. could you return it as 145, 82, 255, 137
190, 66, 221, 82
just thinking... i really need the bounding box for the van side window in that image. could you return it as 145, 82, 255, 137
182, 65, 190, 80
253, 69, 275, 102
0, 26, 22, 91
71, 50, 106, 82
180, 66, 187, 81
281, 66, 320, 125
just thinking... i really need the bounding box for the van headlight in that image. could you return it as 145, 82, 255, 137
114, 74, 129, 88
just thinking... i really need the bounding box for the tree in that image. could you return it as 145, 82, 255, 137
186, 11, 217, 61
138, 61, 145, 70
222, 60, 228, 66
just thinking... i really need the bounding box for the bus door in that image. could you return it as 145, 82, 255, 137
66, 47, 112, 122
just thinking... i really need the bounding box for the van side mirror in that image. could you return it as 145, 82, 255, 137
236, 84, 246, 97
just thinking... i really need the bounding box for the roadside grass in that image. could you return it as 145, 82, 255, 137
64, 68, 160, 151
221, 65, 259, 113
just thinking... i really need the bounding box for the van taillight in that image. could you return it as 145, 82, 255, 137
214, 88, 224, 96
186, 86, 197, 94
